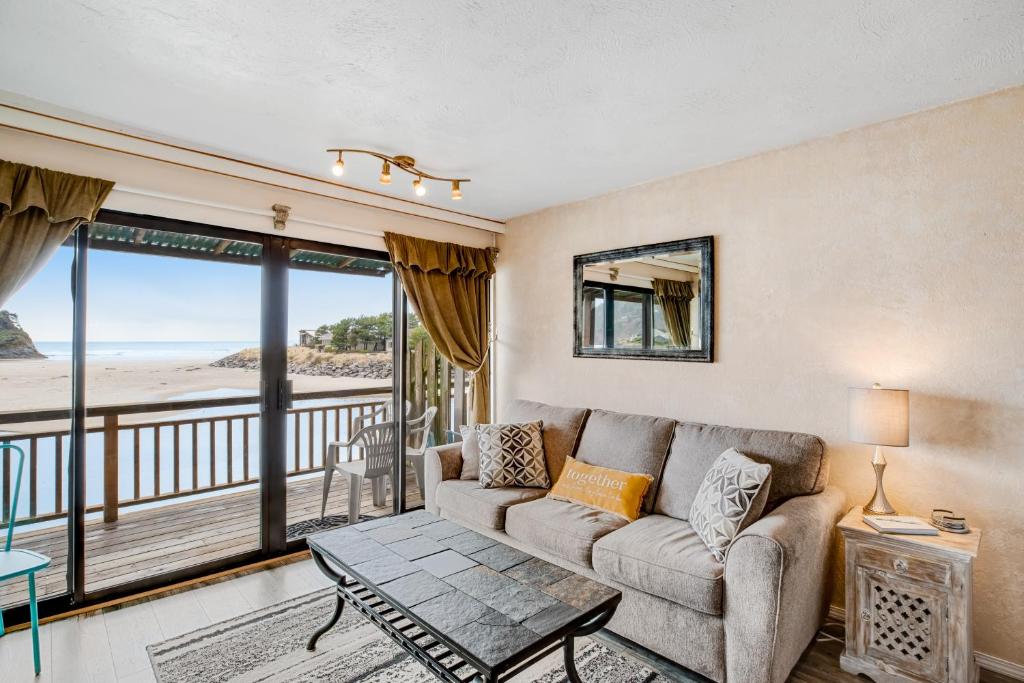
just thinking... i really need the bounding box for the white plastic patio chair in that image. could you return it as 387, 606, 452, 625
405, 406, 438, 496
321, 421, 396, 524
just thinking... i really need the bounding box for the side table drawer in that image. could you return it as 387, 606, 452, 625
858, 544, 951, 586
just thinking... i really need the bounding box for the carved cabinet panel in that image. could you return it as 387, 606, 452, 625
853, 566, 949, 681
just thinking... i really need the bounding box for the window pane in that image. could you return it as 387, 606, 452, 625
613, 290, 644, 348
0, 241, 74, 609
582, 286, 606, 348
84, 222, 263, 593
287, 250, 397, 535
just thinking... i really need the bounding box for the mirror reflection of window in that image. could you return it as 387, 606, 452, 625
579, 249, 701, 352
575, 238, 712, 362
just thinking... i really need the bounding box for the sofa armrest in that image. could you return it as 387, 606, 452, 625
723, 486, 847, 683
424, 442, 464, 515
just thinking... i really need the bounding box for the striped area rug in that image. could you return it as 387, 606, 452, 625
148, 589, 664, 682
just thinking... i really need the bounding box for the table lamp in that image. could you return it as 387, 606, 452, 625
848, 383, 909, 515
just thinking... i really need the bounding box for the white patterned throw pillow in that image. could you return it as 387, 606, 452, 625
690, 448, 772, 562
475, 420, 550, 489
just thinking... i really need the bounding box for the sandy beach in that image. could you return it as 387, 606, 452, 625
0, 356, 390, 433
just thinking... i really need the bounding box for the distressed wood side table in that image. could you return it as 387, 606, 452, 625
838, 506, 981, 683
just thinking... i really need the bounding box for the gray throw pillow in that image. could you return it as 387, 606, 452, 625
459, 425, 481, 480
476, 420, 549, 489
690, 448, 772, 562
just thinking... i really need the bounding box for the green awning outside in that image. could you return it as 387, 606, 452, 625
79, 223, 389, 277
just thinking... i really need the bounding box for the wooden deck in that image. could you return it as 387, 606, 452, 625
0, 472, 423, 609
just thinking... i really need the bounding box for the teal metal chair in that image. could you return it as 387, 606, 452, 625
0, 443, 51, 675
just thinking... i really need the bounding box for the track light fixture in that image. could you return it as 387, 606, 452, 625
326, 148, 470, 201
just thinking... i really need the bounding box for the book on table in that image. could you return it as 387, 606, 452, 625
862, 515, 939, 535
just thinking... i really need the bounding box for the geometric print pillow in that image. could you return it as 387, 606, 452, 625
476, 420, 550, 489
689, 448, 772, 562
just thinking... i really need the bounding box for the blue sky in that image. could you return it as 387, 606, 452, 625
5, 245, 393, 343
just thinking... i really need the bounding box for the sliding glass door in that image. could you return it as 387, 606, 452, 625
0, 209, 415, 622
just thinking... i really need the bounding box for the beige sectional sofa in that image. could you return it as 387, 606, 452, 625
424, 400, 847, 683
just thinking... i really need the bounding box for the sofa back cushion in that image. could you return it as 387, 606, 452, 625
654, 422, 828, 520
574, 409, 676, 513
503, 399, 589, 482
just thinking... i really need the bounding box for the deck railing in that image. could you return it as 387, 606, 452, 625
0, 387, 392, 526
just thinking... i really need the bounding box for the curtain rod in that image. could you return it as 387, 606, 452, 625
0, 111, 503, 233
113, 185, 385, 238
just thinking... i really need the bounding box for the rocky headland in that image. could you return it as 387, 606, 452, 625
212, 347, 392, 380
0, 311, 45, 359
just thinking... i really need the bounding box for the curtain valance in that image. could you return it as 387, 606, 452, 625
385, 232, 496, 278
0, 160, 114, 306
652, 278, 694, 300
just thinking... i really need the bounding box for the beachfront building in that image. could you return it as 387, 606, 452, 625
0, 4, 1022, 683
297, 329, 331, 349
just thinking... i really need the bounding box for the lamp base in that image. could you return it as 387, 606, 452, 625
864, 455, 896, 515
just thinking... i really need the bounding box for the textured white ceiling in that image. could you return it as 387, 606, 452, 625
1, 1, 1022, 220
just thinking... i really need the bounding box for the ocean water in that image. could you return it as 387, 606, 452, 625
34, 340, 260, 360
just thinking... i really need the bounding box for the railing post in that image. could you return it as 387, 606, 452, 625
103, 414, 119, 523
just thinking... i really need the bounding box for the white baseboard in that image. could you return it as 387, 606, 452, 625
826, 605, 1024, 681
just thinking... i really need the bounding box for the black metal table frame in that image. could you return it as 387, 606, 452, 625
306, 546, 620, 683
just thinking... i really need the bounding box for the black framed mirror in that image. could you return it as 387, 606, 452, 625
574, 236, 713, 362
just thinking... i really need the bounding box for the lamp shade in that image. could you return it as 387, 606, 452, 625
848, 385, 909, 447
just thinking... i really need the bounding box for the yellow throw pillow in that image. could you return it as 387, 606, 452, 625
547, 457, 653, 522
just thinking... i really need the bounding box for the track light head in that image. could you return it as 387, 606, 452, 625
379, 160, 392, 185
451, 180, 462, 200
413, 177, 427, 197
331, 151, 344, 177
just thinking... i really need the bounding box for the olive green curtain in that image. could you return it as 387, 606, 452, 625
384, 232, 496, 425
652, 278, 694, 347
0, 160, 114, 307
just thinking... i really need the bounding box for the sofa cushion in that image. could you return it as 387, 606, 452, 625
476, 420, 550, 489
593, 515, 724, 615
688, 448, 772, 562
548, 456, 653, 522
435, 480, 547, 530
655, 422, 827, 519
574, 409, 676, 513
504, 497, 628, 566
458, 425, 481, 480
504, 399, 590, 483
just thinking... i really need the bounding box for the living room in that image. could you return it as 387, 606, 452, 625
1, 2, 1022, 682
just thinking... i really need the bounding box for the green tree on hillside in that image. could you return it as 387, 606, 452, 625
322, 311, 429, 352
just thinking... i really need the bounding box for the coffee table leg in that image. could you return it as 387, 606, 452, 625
563, 635, 583, 683
307, 547, 348, 651
306, 590, 345, 651
562, 604, 616, 683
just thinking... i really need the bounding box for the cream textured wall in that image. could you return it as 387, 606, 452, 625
495, 86, 1024, 665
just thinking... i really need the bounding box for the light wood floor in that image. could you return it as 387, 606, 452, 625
1, 472, 424, 608
0, 554, 1016, 683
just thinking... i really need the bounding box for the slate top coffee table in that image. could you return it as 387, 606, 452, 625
306, 510, 621, 683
